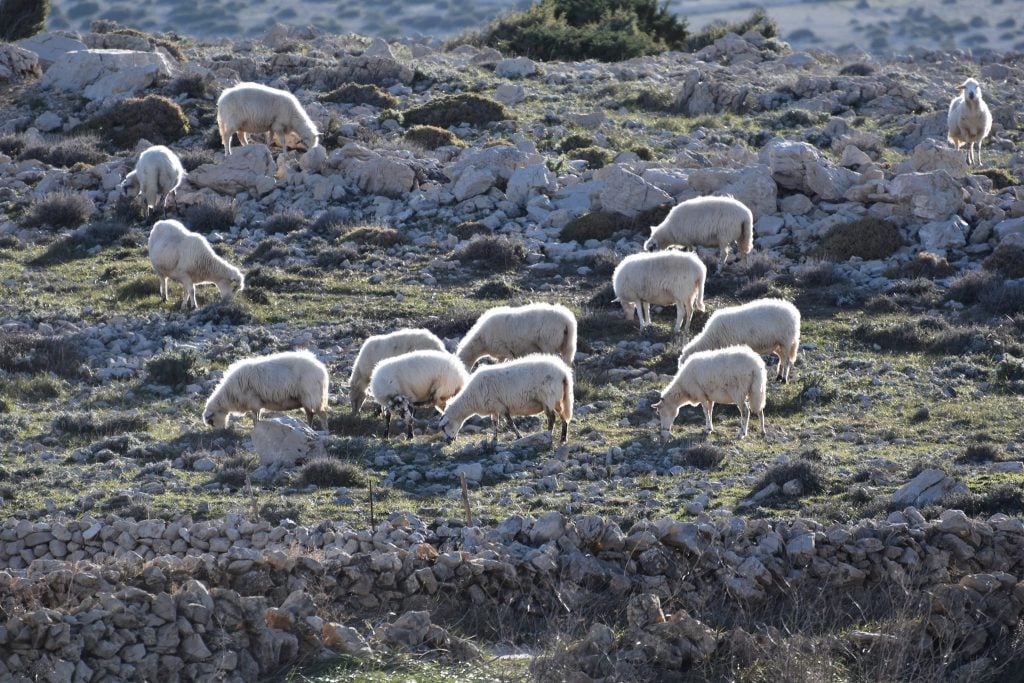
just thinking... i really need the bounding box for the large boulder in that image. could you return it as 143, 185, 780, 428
251, 415, 325, 468
0, 45, 41, 84
16, 32, 87, 68
506, 163, 556, 209
495, 57, 537, 78
452, 166, 495, 202
890, 170, 964, 221
758, 139, 844, 197
890, 468, 968, 507
686, 164, 777, 219
38, 49, 173, 101
897, 139, 969, 179
189, 144, 278, 196
331, 143, 417, 198
448, 145, 542, 184
596, 166, 672, 217
918, 217, 968, 255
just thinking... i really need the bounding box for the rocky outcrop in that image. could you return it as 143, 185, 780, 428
38, 48, 173, 101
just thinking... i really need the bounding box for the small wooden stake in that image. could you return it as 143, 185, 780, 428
460, 472, 471, 526
368, 479, 375, 528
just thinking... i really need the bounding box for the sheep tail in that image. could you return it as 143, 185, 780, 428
558, 372, 574, 423
738, 214, 754, 255
694, 274, 706, 313
749, 366, 767, 414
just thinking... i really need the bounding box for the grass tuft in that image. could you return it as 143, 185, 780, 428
21, 192, 95, 230
814, 218, 903, 261
300, 458, 366, 488
456, 235, 527, 271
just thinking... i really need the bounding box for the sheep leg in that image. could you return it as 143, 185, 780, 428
560, 418, 568, 444
505, 412, 522, 439
180, 278, 196, 310
160, 277, 168, 302
382, 409, 392, 440
717, 248, 727, 274
491, 414, 500, 445
758, 408, 766, 438
737, 402, 749, 438
703, 401, 715, 434
405, 405, 415, 440
641, 302, 652, 327
545, 408, 556, 434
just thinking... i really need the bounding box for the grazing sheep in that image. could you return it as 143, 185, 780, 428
678, 298, 800, 383
947, 77, 992, 166
349, 328, 446, 414
148, 219, 244, 310
655, 345, 766, 440
369, 350, 469, 439
439, 354, 574, 445
612, 250, 706, 338
120, 145, 185, 217
643, 196, 754, 272
216, 82, 319, 156
457, 303, 577, 369
203, 350, 329, 430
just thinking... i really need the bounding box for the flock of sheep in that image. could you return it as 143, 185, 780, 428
118, 76, 992, 447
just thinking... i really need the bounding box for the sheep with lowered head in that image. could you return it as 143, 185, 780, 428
203, 350, 329, 430
644, 196, 754, 272
457, 303, 577, 369
369, 349, 469, 439
149, 219, 244, 310
612, 250, 706, 338
349, 328, 446, 414
217, 82, 319, 157
120, 145, 185, 217
439, 354, 574, 445
655, 345, 766, 440
678, 298, 800, 383
947, 77, 992, 166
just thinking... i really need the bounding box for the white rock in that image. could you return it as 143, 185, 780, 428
898, 139, 969, 179
890, 171, 964, 221
362, 38, 395, 60
454, 462, 483, 484
757, 215, 785, 236
597, 166, 672, 217
687, 164, 777, 219
890, 468, 967, 507
506, 163, 556, 209
918, 217, 967, 254
495, 57, 537, 78
449, 145, 542, 183
299, 144, 328, 174
190, 144, 277, 196
493, 83, 526, 106
453, 166, 495, 202
994, 217, 1024, 242
642, 168, 689, 196
16, 33, 88, 68
252, 415, 326, 468
0, 44, 41, 83
33, 111, 62, 132
39, 49, 173, 101
758, 139, 823, 192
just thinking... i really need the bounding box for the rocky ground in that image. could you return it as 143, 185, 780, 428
0, 21, 1023, 682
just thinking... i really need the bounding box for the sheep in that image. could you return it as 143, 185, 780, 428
203, 350, 329, 431
439, 354, 574, 445
216, 82, 319, 157
643, 196, 754, 272
655, 345, 766, 440
612, 250, 706, 339
120, 145, 185, 217
148, 219, 244, 310
368, 350, 469, 440
947, 77, 992, 166
348, 328, 446, 414
457, 303, 577, 370
678, 298, 800, 383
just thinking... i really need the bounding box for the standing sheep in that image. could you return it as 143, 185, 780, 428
947, 77, 992, 166
678, 298, 801, 383
457, 303, 577, 369
120, 145, 185, 217
655, 345, 767, 440
217, 82, 319, 157
612, 250, 706, 338
203, 350, 329, 430
348, 328, 446, 414
644, 196, 754, 272
149, 219, 244, 310
439, 354, 574, 445
368, 350, 469, 440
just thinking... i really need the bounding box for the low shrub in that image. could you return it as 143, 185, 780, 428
0, 332, 85, 378
261, 211, 309, 235
814, 218, 903, 261
322, 83, 398, 108
568, 145, 612, 169
674, 444, 724, 470
474, 279, 519, 300
946, 269, 995, 306
796, 261, 847, 287
977, 279, 1024, 316
341, 225, 405, 247
978, 168, 1020, 190
983, 242, 1024, 279
116, 277, 160, 302
314, 245, 358, 269
245, 239, 292, 265
995, 355, 1024, 382
750, 457, 828, 499
0, 0, 49, 41
943, 484, 1024, 516
300, 458, 365, 487
403, 93, 510, 128
178, 148, 217, 172
52, 412, 148, 437
450, 221, 490, 241
79, 95, 190, 149
893, 251, 956, 279
587, 250, 619, 276
214, 455, 254, 488
404, 125, 463, 150
146, 349, 201, 387
839, 62, 877, 76
558, 133, 595, 153
30, 219, 135, 265
956, 443, 1002, 464
18, 134, 106, 167
683, 8, 777, 52
21, 192, 95, 230
559, 212, 621, 242
191, 299, 253, 326
183, 200, 237, 233
165, 74, 210, 99
456, 234, 527, 271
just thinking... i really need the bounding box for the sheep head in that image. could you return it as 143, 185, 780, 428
652, 399, 680, 434
120, 171, 140, 197
203, 409, 228, 429
438, 414, 459, 443
643, 235, 660, 252
960, 78, 982, 106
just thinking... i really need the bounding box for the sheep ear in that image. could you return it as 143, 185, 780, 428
651, 401, 662, 410
957, 81, 967, 90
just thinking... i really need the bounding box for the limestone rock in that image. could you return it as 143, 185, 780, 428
453, 166, 495, 202
597, 166, 672, 218
251, 415, 325, 468
686, 165, 777, 219
495, 57, 537, 78
449, 145, 541, 184
493, 83, 526, 106
38, 49, 173, 101
506, 163, 556, 209
16, 33, 88, 68
323, 622, 372, 657
994, 217, 1024, 243
890, 171, 964, 221
0, 45, 41, 84
898, 139, 969, 179
918, 217, 968, 255
891, 468, 968, 507
299, 144, 328, 174
190, 144, 277, 197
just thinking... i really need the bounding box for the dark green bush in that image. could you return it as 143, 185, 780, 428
0, 332, 85, 378
683, 8, 778, 52
750, 457, 827, 499
52, 412, 147, 437
674, 444, 724, 470
892, 251, 956, 280
451, 221, 491, 241
403, 94, 510, 128
30, 219, 135, 265
183, 200, 236, 233
480, 0, 689, 62
456, 235, 527, 271
559, 211, 620, 242
983, 242, 1024, 279
568, 145, 612, 169
321, 83, 398, 108
978, 168, 1020, 190
814, 217, 903, 261
146, 349, 201, 387
559, 133, 595, 153
21, 192, 95, 229
178, 147, 217, 172
79, 95, 190, 149
404, 125, 463, 150
300, 458, 365, 487
166, 74, 210, 99
0, 0, 49, 41
474, 279, 520, 300
261, 211, 309, 235
839, 62, 876, 76
19, 134, 105, 167
342, 225, 406, 247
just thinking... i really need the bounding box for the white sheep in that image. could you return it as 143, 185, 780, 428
216, 82, 319, 156
612, 250, 706, 338
678, 298, 800, 383
643, 196, 754, 272
947, 77, 992, 166
368, 350, 469, 440
439, 354, 574, 445
457, 303, 577, 369
203, 350, 329, 430
120, 145, 185, 217
349, 328, 446, 414
148, 219, 244, 310
655, 345, 766, 440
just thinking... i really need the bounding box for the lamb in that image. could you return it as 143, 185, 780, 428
457, 303, 577, 369
203, 350, 329, 431
947, 77, 992, 166
678, 298, 800, 383
654, 345, 766, 440
148, 219, 244, 310
348, 328, 446, 414
368, 350, 469, 439
643, 196, 754, 272
439, 354, 574, 445
612, 250, 706, 338
120, 145, 185, 217
216, 82, 319, 157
